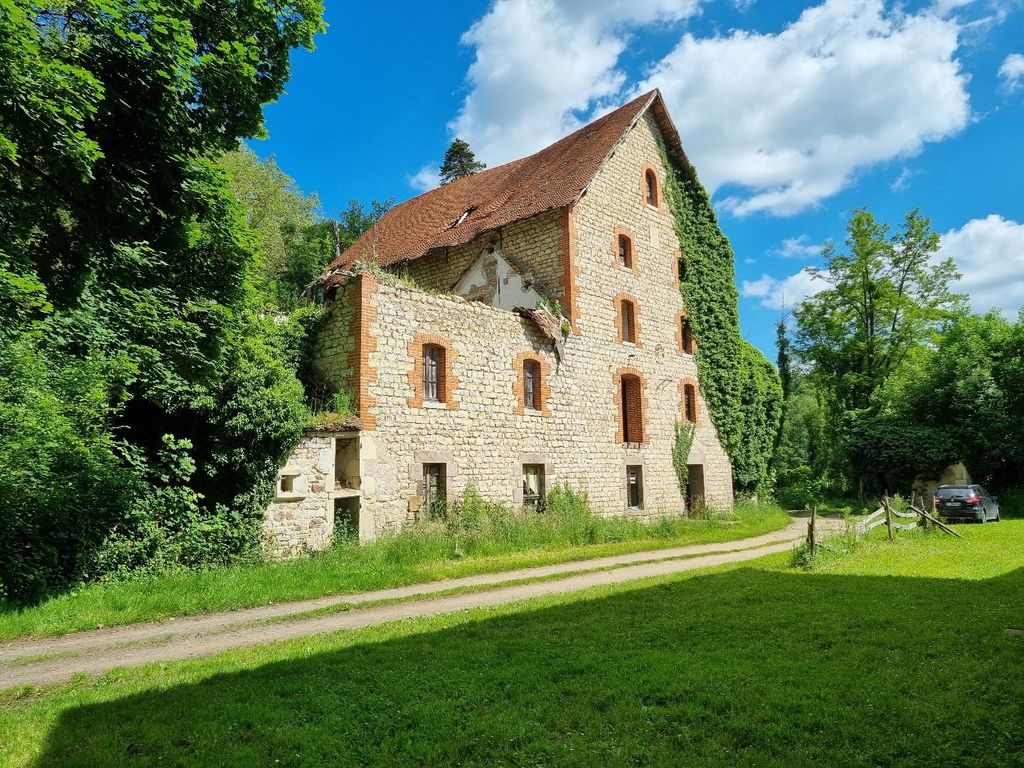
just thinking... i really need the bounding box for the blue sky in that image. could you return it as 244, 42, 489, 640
250, 0, 1024, 359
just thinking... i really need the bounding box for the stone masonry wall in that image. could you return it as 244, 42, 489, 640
263, 435, 337, 557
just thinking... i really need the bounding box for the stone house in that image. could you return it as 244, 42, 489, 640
264, 90, 734, 556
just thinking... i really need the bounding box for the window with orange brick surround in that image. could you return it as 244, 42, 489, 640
614, 368, 650, 444
679, 378, 700, 425
512, 352, 552, 416
612, 293, 643, 347
612, 227, 638, 272
407, 334, 459, 409
676, 311, 697, 355
641, 165, 660, 208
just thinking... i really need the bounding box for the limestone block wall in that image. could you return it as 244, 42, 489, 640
568, 110, 734, 509
263, 434, 337, 557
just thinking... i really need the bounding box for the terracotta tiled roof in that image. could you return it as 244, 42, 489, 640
320, 89, 686, 287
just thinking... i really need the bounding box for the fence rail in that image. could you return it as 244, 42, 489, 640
810, 495, 963, 551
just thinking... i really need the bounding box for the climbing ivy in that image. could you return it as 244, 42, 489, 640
672, 419, 695, 501
662, 152, 782, 493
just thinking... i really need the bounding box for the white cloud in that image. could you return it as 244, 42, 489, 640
638, 0, 971, 216
937, 215, 1024, 317
890, 166, 914, 191
773, 235, 822, 258
451, 0, 700, 166
998, 53, 1024, 90
741, 268, 826, 310
408, 165, 441, 193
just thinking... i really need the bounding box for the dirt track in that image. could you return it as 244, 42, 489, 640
0, 517, 838, 689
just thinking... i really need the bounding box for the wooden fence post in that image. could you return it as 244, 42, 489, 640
808, 503, 818, 556
884, 496, 894, 542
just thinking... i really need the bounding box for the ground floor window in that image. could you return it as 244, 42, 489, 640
626, 465, 643, 509
423, 463, 447, 518
522, 464, 545, 510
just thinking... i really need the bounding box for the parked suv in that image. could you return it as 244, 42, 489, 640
934, 484, 1000, 523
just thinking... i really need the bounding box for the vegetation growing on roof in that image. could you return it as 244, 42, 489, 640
662, 151, 783, 494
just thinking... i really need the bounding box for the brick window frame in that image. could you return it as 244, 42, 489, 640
612, 227, 638, 273
679, 378, 701, 425
512, 351, 552, 416
407, 334, 460, 409
641, 164, 661, 209
614, 367, 650, 445
676, 311, 697, 355
613, 293, 643, 347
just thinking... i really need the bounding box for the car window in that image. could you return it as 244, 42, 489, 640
936, 486, 970, 499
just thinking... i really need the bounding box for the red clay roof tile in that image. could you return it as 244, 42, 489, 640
321, 89, 685, 287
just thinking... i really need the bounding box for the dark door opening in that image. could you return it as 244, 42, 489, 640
686, 464, 705, 516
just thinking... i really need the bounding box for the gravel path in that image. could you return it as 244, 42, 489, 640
0, 518, 834, 690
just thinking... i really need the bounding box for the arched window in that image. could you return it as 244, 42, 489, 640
422, 344, 444, 402
523, 359, 541, 411
683, 383, 698, 424
618, 233, 633, 269
621, 299, 636, 343
621, 374, 644, 444
645, 168, 659, 207
681, 317, 695, 355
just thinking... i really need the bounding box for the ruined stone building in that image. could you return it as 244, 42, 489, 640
264, 90, 734, 555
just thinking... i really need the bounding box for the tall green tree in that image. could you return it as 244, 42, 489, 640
0, 0, 324, 601
439, 138, 486, 184
795, 209, 962, 411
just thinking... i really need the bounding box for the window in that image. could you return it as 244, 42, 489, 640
683, 383, 698, 423
523, 359, 541, 411
618, 234, 633, 269
423, 344, 443, 402
621, 300, 636, 343
627, 465, 643, 508
678, 257, 688, 282
280, 474, 295, 493
522, 464, 545, 510
645, 169, 659, 207
621, 374, 643, 443
423, 463, 446, 517
681, 317, 695, 354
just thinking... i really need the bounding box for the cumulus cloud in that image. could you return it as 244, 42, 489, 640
451, 0, 971, 217
998, 53, 1024, 90
741, 268, 826, 310
451, 0, 700, 166
408, 165, 441, 193
937, 215, 1024, 318
637, 0, 971, 216
773, 235, 822, 258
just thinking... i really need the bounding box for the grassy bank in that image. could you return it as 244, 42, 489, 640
0, 494, 790, 641
1, 520, 1020, 766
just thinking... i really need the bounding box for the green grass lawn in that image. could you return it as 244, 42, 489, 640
1, 519, 1021, 766
0, 501, 790, 641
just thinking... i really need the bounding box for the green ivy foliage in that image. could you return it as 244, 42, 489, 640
672, 420, 695, 499
662, 153, 782, 493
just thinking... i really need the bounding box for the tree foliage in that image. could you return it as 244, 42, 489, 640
0, 0, 324, 602
795, 209, 962, 411
439, 138, 486, 185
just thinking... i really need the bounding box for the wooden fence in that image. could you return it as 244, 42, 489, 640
805, 495, 962, 555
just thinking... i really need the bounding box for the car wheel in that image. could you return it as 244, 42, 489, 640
978, 510, 986, 523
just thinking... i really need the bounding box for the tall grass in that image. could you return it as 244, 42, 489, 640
0, 487, 790, 640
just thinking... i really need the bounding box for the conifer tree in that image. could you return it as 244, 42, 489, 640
439, 138, 486, 184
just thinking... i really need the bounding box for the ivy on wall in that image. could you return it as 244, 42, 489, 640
662, 152, 782, 493
672, 419, 695, 500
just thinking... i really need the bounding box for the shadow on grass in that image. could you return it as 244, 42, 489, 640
32, 566, 1024, 767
